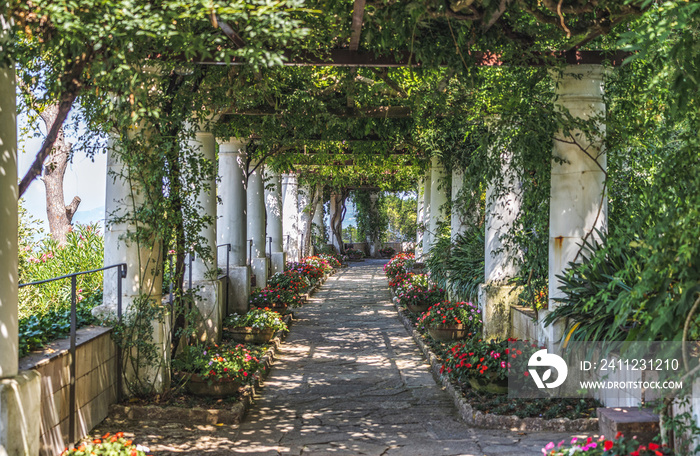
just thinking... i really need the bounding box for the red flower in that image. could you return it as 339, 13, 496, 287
604, 440, 613, 451
630, 452, 639, 456
648, 443, 660, 450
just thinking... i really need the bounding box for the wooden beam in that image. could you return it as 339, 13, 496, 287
349, 0, 366, 51
193, 49, 630, 67
225, 105, 412, 118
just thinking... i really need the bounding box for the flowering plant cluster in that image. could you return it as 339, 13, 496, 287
286, 261, 324, 281
301, 256, 334, 274
388, 272, 412, 289
379, 246, 396, 257
542, 434, 672, 456
417, 301, 483, 332
345, 247, 365, 258
249, 287, 304, 309
440, 338, 529, 382
383, 252, 416, 280
392, 273, 428, 295
61, 432, 150, 456
174, 342, 263, 383
224, 308, 287, 332
268, 271, 312, 294
318, 253, 342, 268
397, 288, 446, 310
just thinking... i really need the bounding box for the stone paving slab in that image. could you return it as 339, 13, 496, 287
94, 260, 586, 455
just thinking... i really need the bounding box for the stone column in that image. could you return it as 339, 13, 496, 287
264, 170, 286, 275
540, 65, 607, 347
312, 185, 324, 256
415, 178, 425, 258
247, 160, 268, 288
187, 130, 221, 343
282, 173, 299, 262
217, 139, 250, 314
329, 191, 342, 253
368, 192, 381, 257
0, 36, 42, 454
451, 168, 466, 243
98, 133, 169, 395
297, 183, 312, 258
421, 171, 432, 258
478, 144, 522, 340
426, 156, 447, 255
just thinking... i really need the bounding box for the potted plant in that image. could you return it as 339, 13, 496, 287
379, 246, 396, 258
318, 253, 342, 269
417, 301, 482, 341
440, 339, 512, 393
173, 342, 264, 397
224, 308, 288, 344
286, 261, 325, 283
345, 247, 365, 260
301, 256, 334, 275
394, 274, 445, 313
62, 432, 150, 456
383, 252, 415, 280
268, 270, 312, 294
249, 287, 303, 313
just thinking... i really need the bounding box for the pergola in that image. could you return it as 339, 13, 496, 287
0, 0, 644, 452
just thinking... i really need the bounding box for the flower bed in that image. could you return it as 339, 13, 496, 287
225, 308, 287, 332
318, 253, 342, 269
543, 434, 672, 455
379, 246, 396, 258
62, 432, 150, 456
249, 287, 304, 309
417, 301, 482, 335
301, 256, 334, 274
268, 270, 312, 294
286, 261, 324, 283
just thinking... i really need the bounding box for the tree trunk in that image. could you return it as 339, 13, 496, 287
330, 189, 348, 254
39, 103, 81, 245
301, 186, 320, 257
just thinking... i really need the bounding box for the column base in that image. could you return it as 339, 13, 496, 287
270, 252, 286, 276
537, 309, 565, 350
0, 370, 41, 456
227, 266, 250, 315
191, 280, 222, 344
123, 309, 171, 396
251, 257, 269, 289
477, 282, 519, 341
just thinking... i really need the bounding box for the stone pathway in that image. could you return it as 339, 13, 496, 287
96, 260, 582, 455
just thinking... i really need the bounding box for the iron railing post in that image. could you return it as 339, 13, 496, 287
225, 244, 231, 312
69, 275, 77, 444
116, 264, 125, 405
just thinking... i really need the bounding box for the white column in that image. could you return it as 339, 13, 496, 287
415, 179, 425, 258
368, 192, 381, 257
312, 185, 324, 255
282, 173, 299, 261
0, 44, 18, 378
450, 168, 466, 243
421, 171, 432, 258
264, 170, 286, 274
426, 156, 447, 255
0, 48, 42, 453
98, 133, 168, 394
99, 138, 163, 317
188, 130, 220, 343
217, 138, 250, 314
329, 192, 341, 253
247, 160, 268, 287
297, 183, 312, 258
478, 142, 522, 340
540, 65, 607, 346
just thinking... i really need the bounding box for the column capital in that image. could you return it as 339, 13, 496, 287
218, 138, 248, 155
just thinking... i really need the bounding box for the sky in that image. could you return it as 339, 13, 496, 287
18, 110, 107, 233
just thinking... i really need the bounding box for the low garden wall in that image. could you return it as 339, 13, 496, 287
19, 326, 117, 456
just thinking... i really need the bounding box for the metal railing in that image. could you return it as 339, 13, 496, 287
19, 263, 127, 446
217, 243, 231, 311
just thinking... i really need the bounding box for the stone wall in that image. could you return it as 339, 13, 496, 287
19, 326, 118, 456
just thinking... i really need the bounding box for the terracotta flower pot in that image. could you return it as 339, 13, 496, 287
406, 302, 430, 314
428, 324, 468, 341
183, 373, 243, 397
226, 326, 275, 344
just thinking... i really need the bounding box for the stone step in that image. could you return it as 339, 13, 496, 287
597, 407, 660, 445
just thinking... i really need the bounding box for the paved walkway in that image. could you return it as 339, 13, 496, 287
97, 260, 580, 455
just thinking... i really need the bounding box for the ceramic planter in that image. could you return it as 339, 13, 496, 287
406, 302, 430, 314
182, 373, 243, 397
226, 326, 275, 344
427, 324, 468, 341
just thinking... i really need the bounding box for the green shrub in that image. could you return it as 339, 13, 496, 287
425, 230, 484, 302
